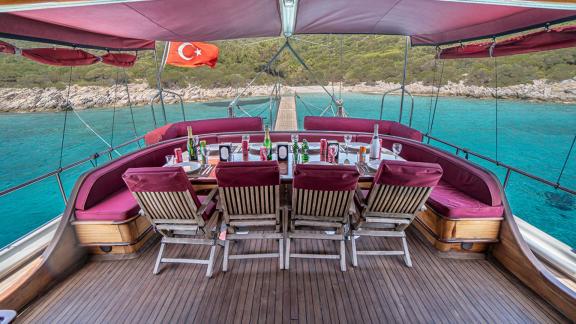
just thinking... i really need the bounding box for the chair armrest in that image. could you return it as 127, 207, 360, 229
197, 188, 218, 217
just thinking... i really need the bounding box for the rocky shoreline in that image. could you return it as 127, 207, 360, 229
1, 79, 575, 113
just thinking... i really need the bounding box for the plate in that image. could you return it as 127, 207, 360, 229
173, 161, 202, 174
307, 161, 331, 165
250, 143, 277, 153
366, 159, 382, 171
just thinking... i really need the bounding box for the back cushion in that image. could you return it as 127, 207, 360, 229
75, 140, 186, 211
304, 116, 393, 134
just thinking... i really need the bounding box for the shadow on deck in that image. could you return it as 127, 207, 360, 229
18, 230, 567, 323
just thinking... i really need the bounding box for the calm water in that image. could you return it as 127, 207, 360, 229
0, 93, 574, 248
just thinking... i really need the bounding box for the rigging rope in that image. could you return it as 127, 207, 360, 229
427, 48, 440, 134
557, 135, 576, 185
491, 41, 499, 162
428, 60, 445, 136
58, 66, 72, 169
110, 69, 119, 148
122, 67, 141, 148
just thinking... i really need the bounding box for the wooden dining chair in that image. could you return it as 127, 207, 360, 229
123, 167, 219, 277
352, 160, 442, 267
287, 164, 360, 271
215, 161, 285, 271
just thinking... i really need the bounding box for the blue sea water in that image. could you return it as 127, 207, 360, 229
0, 93, 574, 248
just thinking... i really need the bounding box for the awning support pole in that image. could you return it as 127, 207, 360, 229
153, 44, 168, 125
399, 36, 410, 124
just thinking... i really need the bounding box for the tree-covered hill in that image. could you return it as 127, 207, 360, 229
0, 35, 574, 89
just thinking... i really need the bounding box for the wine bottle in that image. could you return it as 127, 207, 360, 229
302, 139, 309, 163
292, 137, 299, 164
187, 126, 198, 161
369, 123, 380, 160
264, 125, 273, 160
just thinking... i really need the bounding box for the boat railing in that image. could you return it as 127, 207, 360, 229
424, 134, 575, 196
379, 87, 415, 127
150, 90, 186, 125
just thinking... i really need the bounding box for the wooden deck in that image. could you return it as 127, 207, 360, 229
274, 96, 298, 131
18, 230, 567, 323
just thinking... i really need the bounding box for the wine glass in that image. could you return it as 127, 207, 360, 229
165, 155, 175, 166
392, 143, 402, 160
344, 134, 353, 155
291, 133, 299, 144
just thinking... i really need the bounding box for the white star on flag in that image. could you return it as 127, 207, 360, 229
195, 48, 202, 56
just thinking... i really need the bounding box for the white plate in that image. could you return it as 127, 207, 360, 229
173, 161, 202, 174
307, 161, 331, 165
346, 142, 370, 152
366, 159, 382, 171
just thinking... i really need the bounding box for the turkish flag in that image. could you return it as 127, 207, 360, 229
165, 42, 218, 68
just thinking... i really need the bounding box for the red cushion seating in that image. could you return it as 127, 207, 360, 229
75, 189, 140, 221
427, 181, 504, 219
145, 117, 263, 145
303, 116, 423, 142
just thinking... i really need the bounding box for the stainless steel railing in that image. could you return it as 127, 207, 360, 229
0, 135, 145, 203
425, 134, 575, 196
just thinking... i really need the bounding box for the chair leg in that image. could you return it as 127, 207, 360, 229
285, 237, 291, 270
401, 235, 412, 268
351, 234, 358, 267
153, 242, 166, 275
279, 238, 285, 270
222, 240, 230, 272
340, 240, 346, 272
206, 243, 217, 278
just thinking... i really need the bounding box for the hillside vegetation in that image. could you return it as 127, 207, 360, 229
1, 35, 575, 89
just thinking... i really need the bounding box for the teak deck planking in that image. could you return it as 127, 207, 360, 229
17, 229, 568, 323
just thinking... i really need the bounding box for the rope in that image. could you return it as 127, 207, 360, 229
58, 66, 73, 169
123, 68, 141, 148
492, 41, 499, 162
428, 60, 445, 136
427, 49, 439, 134
557, 135, 576, 185
339, 36, 343, 99
110, 69, 119, 148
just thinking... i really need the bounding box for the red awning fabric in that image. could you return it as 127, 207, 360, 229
0, 0, 574, 49
0, 40, 16, 54
439, 25, 576, 59
21, 48, 100, 66
101, 52, 137, 67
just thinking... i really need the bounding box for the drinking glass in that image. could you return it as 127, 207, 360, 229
344, 134, 353, 155
165, 155, 175, 165
242, 134, 250, 142
291, 133, 299, 143
392, 143, 402, 160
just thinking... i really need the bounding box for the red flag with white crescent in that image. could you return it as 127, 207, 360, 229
165, 42, 218, 68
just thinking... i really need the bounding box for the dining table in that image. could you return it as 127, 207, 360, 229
172, 142, 406, 191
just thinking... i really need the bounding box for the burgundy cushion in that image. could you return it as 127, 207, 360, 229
123, 167, 202, 207
304, 116, 393, 134
215, 161, 280, 187
75, 140, 186, 211
144, 117, 263, 145
390, 122, 423, 141
293, 164, 359, 191
75, 189, 140, 221
373, 160, 443, 187
427, 181, 504, 219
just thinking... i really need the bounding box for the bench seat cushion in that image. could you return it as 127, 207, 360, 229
76, 189, 140, 221
427, 181, 503, 219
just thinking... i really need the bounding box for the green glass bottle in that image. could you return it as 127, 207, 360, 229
264, 125, 273, 160
292, 137, 299, 164
302, 139, 309, 163
187, 126, 198, 161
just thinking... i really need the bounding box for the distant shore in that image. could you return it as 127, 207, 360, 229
1, 79, 575, 113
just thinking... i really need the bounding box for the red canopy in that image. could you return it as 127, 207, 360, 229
101, 52, 137, 67
439, 25, 576, 59
21, 48, 100, 66
0, 0, 574, 50
0, 40, 16, 54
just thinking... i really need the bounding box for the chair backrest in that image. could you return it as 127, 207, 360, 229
215, 161, 281, 217
292, 164, 360, 219
367, 160, 443, 216
123, 167, 204, 226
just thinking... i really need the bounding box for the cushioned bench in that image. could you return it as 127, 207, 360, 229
304, 116, 423, 142
144, 117, 264, 145
377, 137, 504, 253
72, 138, 216, 256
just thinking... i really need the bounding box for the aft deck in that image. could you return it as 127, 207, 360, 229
18, 229, 566, 323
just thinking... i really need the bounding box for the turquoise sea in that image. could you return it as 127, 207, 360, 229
0, 93, 574, 249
